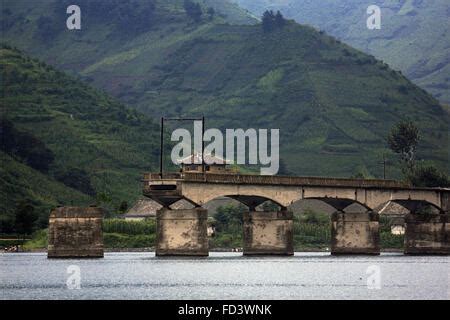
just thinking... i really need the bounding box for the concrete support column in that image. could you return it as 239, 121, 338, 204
440, 192, 450, 213
156, 208, 209, 256
48, 206, 104, 258
243, 210, 294, 256
404, 213, 449, 255
331, 211, 380, 255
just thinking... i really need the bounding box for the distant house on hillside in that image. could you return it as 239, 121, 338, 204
377, 201, 409, 235
391, 224, 405, 235
176, 152, 234, 174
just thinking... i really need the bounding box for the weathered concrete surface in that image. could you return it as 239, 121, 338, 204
243, 211, 294, 255
48, 207, 104, 258
404, 214, 449, 255
331, 211, 380, 255
441, 192, 450, 212
156, 208, 208, 256
143, 173, 449, 212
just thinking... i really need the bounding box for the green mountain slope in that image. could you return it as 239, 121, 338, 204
201, 0, 257, 25
0, 150, 91, 223
1, 46, 161, 216
232, 0, 450, 104
1, 0, 448, 178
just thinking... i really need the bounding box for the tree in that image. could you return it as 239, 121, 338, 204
207, 7, 215, 19
278, 158, 291, 175
262, 201, 280, 211
0, 212, 15, 234
275, 10, 286, 28
351, 172, 367, 179
14, 200, 37, 236
95, 191, 116, 217
214, 209, 229, 232
214, 204, 245, 232
262, 10, 286, 33
350, 166, 371, 179
184, 0, 203, 23
387, 120, 420, 173
262, 10, 276, 33
407, 165, 450, 188
118, 201, 129, 214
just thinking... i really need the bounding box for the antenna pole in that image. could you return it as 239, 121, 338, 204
202, 116, 205, 175
160, 117, 164, 178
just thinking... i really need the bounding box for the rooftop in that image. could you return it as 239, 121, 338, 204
176, 152, 230, 165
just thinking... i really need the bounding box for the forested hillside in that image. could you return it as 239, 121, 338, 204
233, 0, 450, 104
1, 0, 448, 179
1, 46, 161, 227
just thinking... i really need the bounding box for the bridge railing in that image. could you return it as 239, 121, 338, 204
143, 172, 409, 188
143, 173, 182, 181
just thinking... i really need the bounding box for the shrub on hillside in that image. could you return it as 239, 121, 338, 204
407, 165, 450, 188
0, 118, 55, 173
184, 0, 203, 22
54, 168, 96, 196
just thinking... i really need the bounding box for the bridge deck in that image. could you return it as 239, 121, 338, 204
143, 172, 409, 189
143, 173, 449, 211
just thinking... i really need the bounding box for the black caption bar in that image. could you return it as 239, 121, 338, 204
1, 300, 445, 319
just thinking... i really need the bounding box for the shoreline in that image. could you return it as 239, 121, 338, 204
4, 248, 405, 253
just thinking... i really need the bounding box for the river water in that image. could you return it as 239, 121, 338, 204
1, 252, 448, 300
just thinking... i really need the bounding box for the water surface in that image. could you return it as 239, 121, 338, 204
1, 252, 448, 300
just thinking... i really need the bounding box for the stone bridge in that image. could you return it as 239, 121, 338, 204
143, 173, 450, 256
143, 173, 449, 212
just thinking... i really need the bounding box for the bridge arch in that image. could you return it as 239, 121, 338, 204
377, 199, 444, 215
301, 197, 373, 212
180, 182, 293, 209
186, 194, 285, 210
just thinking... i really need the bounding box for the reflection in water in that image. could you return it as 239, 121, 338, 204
1, 252, 449, 300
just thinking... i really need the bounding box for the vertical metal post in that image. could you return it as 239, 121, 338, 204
202, 116, 205, 175
160, 117, 164, 178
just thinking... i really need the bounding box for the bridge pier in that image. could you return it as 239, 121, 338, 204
243, 210, 294, 256
47, 206, 104, 258
404, 213, 450, 255
156, 208, 209, 256
331, 211, 380, 255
